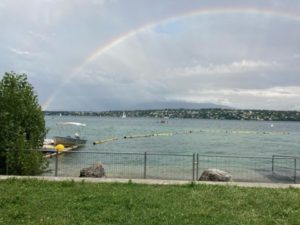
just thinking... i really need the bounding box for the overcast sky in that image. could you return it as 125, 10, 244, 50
1, 0, 300, 111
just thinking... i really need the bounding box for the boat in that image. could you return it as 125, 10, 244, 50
122, 112, 126, 118
160, 117, 169, 124
53, 136, 87, 147
53, 122, 87, 147
43, 138, 54, 145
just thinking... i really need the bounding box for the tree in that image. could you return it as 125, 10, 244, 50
0, 72, 47, 175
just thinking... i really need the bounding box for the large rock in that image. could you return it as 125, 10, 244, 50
199, 169, 232, 182
80, 162, 106, 178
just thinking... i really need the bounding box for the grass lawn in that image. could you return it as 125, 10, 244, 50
0, 178, 299, 225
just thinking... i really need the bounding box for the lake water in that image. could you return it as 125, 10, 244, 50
44, 116, 300, 182
46, 116, 300, 156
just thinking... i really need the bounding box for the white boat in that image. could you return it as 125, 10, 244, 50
43, 138, 54, 145
53, 122, 87, 147
122, 112, 126, 118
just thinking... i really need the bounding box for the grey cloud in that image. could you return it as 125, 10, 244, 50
1, 0, 300, 110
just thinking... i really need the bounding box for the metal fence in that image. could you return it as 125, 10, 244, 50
271, 155, 299, 183
3, 150, 299, 183
18, 150, 297, 183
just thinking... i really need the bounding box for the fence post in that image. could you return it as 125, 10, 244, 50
55, 150, 58, 177
196, 153, 199, 180
144, 152, 147, 179
6, 151, 9, 175
192, 153, 195, 181
294, 158, 297, 184
271, 155, 274, 173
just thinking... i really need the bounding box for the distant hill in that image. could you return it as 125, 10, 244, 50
132, 101, 231, 110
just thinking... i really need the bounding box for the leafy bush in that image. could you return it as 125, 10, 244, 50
0, 72, 47, 175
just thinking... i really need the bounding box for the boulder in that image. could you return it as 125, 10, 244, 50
199, 169, 232, 182
80, 162, 106, 178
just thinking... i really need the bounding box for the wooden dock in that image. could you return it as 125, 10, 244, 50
41, 145, 79, 158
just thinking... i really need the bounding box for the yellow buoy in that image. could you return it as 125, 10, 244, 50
55, 144, 65, 151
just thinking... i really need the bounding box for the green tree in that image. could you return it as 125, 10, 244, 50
0, 72, 47, 175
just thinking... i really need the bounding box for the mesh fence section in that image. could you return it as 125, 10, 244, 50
146, 153, 194, 180
196, 155, 274, 183
272, 156, 299, 183
55, 151, 145, 179
6, 150, 300, 183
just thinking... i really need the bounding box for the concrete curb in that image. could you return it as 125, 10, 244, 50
1, 175, 299, 189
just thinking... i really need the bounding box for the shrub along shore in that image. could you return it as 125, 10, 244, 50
0, 178, 299, 225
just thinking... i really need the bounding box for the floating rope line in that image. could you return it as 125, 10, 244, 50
192, 129, 290, 136
92, 129, 289, 145
93, 137, 118, 145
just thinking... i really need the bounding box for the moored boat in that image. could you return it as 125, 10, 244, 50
53, 122, 87, 147
53, 136, 87, 147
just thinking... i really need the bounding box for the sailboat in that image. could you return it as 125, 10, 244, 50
122, 112, 126, 118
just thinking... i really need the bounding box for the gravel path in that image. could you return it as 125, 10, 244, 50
1, 175, 299, 188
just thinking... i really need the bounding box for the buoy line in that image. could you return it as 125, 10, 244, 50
93, 137, 118, 145
92, 129, 289, 145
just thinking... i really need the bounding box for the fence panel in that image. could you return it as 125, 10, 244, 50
145, 153, 194, 180
272, 155, 299, 183
54, 151, 145, 179
196, 155, 282, 183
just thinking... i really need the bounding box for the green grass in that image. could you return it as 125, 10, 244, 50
0, 179, 299, 225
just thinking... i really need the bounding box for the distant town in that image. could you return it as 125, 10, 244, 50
44, 108, 300, 121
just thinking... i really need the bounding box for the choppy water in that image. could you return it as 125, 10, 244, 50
45, 116, 300, 156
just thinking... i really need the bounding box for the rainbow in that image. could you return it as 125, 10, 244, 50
42, 6, 300, 109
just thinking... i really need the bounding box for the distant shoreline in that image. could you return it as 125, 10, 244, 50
44, 108, 300, 122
